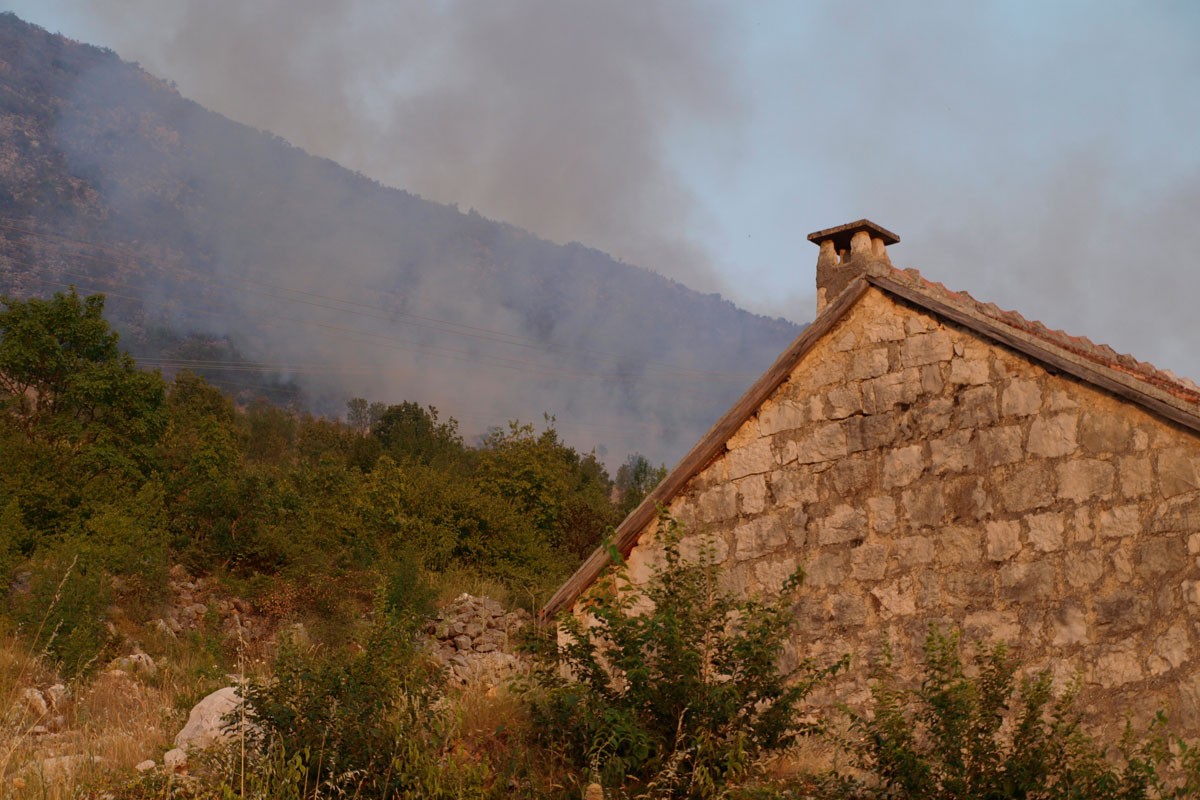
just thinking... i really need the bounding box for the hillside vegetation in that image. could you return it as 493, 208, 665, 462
0, 11, 800, 466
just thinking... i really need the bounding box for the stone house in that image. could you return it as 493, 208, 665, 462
541, 219, 1200, 732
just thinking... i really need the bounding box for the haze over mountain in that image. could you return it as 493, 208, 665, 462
0, 13, 801, 466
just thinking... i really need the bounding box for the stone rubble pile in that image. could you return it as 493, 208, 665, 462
426, 593, 531, 686
150, 565, 269, 644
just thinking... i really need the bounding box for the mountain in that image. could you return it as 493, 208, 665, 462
0, 12, 802, 465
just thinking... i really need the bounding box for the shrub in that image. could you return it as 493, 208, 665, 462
532, 512, 842, 798
824, 627, 1200, 800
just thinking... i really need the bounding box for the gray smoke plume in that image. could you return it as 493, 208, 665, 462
14, 0, 741, 294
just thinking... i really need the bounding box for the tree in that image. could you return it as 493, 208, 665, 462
0, 289, 165, 455
614, 453, 668, 518
370, 401, 463, 467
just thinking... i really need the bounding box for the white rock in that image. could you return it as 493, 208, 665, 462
135, 760, 156, 773
174, 686, 255, 751
163, 748, 188, 771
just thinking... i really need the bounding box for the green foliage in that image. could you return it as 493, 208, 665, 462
614, 453, 668, 518
0, 288, 165, 464
370, 401, 464, 468
825, 628, 1200, 800
533, 512, 840, 798
14, 550, 112, 677
244, 602, 460, 799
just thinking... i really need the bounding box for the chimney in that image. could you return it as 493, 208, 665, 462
807, 219, 899, 314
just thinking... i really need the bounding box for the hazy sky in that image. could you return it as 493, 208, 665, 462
8, 1, 1200, 381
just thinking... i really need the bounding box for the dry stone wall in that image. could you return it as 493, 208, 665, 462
613, 287, 1200, 733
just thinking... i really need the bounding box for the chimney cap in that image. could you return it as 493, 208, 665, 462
807, 219, 900, 251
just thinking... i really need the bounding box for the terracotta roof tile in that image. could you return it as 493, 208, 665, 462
877, 264, 1200, 405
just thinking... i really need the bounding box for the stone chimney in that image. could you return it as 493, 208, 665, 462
808, 219, 899, 314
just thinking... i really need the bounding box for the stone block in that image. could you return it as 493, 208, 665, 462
1050, 602, 1089, 646
975, 426, 1023, 467
937, 526, 981, 565
996, 463, 1054, 513
1027, 413, 1079, 458
871, 577, 917, 618
847, 347, 891, 380
902, 483, 945, 528
769, 470, 818, 507
785, 422, 848, 465
955, 385, 999, 427
948, 356, 990, 385
905, 313, 938, 334
846, 414, 897, 452
826, 383, 864, 419
962, 610, 1020, 643
1046, 390, 1078, 411
895, 536, 935, 567
826, 453, 878, 497
726, 417, 761, 449
1026, 512, 1065, 552
1119, 456, 1154, 499
1154, 624, 1190, 671
733, 516, 788, 560
944, 477, 990, 522
735, 474, 767, 515
1001, 379, 1042, 417
697, 483, 738, 523
1056, 459, 1115, 503
830, 593, 869, 627
930, 430, 976, 476
851, 542, 888, 581
864, 369, 922, 414
758, 399, 808, 436
986, 520, 1022, 561
1095, 591, 1149, 636
860, 313, 906, 343
1097, 505, 1141, 539
806, 551, 847, 588
1000, 561, 1056, 601
754, 557, 798, 593
1091, 645, 1144, 687
867, 495, 897, 534
1065, 551, 1105, 587
914, 396, 954, 435
1159, 448, 1200, 498
726, 438, 775, 479
814, 504, 867, 546
1079, 412, 1131, 455
900, 331, 954, 367
1137, 537, 1183, 577
882, 444, 926, 488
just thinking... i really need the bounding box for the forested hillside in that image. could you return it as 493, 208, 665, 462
0, 12, 801, 466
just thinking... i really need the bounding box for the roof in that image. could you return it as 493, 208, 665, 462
807, 219, 900, 250
539, 260, 1200, 621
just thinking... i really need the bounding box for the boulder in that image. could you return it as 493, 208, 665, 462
174, 686, 257, 751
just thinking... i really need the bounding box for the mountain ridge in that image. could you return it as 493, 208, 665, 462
0, 12, 803, 465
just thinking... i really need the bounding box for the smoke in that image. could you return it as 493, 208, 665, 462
13, 0, 742, 294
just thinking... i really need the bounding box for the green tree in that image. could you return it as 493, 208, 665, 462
370, 401, 464, 468
0, 289, 165, 459
614, 453, 668, 518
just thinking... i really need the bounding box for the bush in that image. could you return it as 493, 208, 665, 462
824, 627, 1200, 800
244, 598, 460, 798
532, 512, 842, 798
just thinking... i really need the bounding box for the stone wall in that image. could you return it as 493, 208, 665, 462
608, 287, 1200, 733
